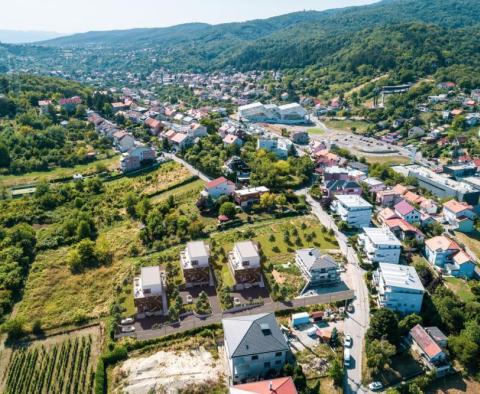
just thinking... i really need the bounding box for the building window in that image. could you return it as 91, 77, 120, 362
275, 360, 282, 365
275, 352, 282, 357
264, 362, 271, 368
191, 260, 198, 266
251, 355, 258, 360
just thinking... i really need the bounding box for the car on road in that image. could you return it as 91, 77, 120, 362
368, 381, 383, 391
121, 318, 134, 325
234, 297, 241, 306
121, 325, 135, 333
343, 349, 351, 368
344, 334, 353, 348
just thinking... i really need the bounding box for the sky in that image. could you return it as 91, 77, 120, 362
0, 0, 379, 34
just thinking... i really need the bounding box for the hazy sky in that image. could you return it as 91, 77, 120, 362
1, 0, 378, 34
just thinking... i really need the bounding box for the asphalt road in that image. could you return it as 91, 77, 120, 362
304, 194, 370, 394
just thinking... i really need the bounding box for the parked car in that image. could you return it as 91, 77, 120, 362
344, 334, 352, 348
347, 304, 355, 314
186, 295, 193, 304
234, 297, 241, 306
368, 381, 383, 391
120, 318, 134, 325
343, 349, 351, 368
121, 325, 135, 333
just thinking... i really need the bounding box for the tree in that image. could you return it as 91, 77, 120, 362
328, 359, 344, 386
219, 202, 237, 219
366, 339, 396, 374
0, 142, 10, 168
124, 192, 138, 217
399, 314, 423, 334
77, 220, 93, 240
168, 305, 180, 322
259, 192, 277, 210
366, 308, 400, 345
330, 327, 340, 348
1, 318, 25, 341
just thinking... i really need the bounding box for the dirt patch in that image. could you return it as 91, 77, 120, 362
112, 347, 228, 394
272, 269, 286, 284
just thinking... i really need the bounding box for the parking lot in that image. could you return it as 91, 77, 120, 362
180, 285, 222, 314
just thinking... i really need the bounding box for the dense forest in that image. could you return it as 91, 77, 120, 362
0, 75, 113, 175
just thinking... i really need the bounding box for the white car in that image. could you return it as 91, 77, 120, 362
120, 318, 134, 325
186, 295, 193, 304
368, 382, 383, 391
344, 334, 353, 348
234, 297, 241, 306
121, 325, 135, 333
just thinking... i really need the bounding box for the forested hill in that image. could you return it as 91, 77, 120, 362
40, 0, 480, 49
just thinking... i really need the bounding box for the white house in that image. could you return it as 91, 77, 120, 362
333, 195, 373, 229
133, 266, 169, 317
238, 102, 308, 124
295, 249, 340, 289
358, 227, 402, 264
228, 241, 263, 288
373, 263, 425, 314
363, 177, 386, 193
222, 313, 290, 384
204, 177, 236, 199
257, 137, 292, 159
443, 200, 476, 233
180, 241, 212, 287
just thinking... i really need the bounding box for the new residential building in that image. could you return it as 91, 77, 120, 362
133, 266, 168, 317
222, 313, 290, 384
373, 263, 425, 314
295, 249, 340, 289
228, 241, 263, 289
180, 241, 212, 287
358, 227, 402, 264
443, 200, 476, 233
257, 137, 292, 159
332, 195, 373, 229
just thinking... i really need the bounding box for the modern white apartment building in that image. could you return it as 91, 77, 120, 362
373, 263, 425, 314
358, 227, 402, 264
238, 102, 308, 124
256, 137, 292, 159
180, 241, 212, 287
333, 195, 373, 229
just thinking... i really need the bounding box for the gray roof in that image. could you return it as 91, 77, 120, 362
222, 313, 289, 358
297, 248, 338, 271
141, 266, 161, 287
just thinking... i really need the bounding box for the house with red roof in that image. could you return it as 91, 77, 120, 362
443, 200, 476, 233
230, 377, 298, 394
425, 236, 476, 278
145, 117, 163, 134
204, 177, 236, 199
408, 325, 450, 374
394, 200, 420, 224
384, 218, 424, 242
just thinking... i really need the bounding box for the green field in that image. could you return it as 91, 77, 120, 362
363, 155, 412, 166
444, 277, 476, 303
324, 119, 370, 133
307, 127, 325, 135
0, 154, 120, 188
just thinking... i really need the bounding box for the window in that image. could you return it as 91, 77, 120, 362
243, 261, 250, 266
264, 362, 271, 368
251, 355, 258, 360
275, 360, 282, 365
191, 260, 198, 266
275, 352, 282, 357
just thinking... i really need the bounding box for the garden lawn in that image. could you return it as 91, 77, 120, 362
363, 155, 411, 165
324, 120, 370, 133
455, 230, 480, 258
307, 127, 325, 135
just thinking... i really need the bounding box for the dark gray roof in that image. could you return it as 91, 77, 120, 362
326, 180, 361, 191
312, 254, 338, 270
222, 313, 289, 358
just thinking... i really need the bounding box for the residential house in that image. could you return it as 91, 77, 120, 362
113, 131, 135, 153
333, 195, 373, 229
222, 313, 290, 384
59, 96, 82, 111
323, 180, 362, 200
363, 177, 386, 193
309, 140, 327, 156
420, 199, 438, 215
295, 249, 340, 289
376, 189, 402, 208
223, 134, 243, 147
204, 177, 236, 199
408, 127, 425, 139
443, 200, 476, 233
291, 131, 309, 145
384, 218, 425, 242
230, 377, 298, 394
170, 132, 191, 151
257, 137, 292, 159
133, 266, 168, 317
145, 117, 163, 134
120, 146, 156, 173
408, 325, 450, 375
394, 200, 421, 224
313, 150, 342, 169
425, 236, 476, 278
234, 186, 269, 209
358, 227, 402, 264
373, 263, 425, 314
180, 241, 212, 287
323, 166, 349, 182
228, 241, 263, 289
38, 99, 52, 114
